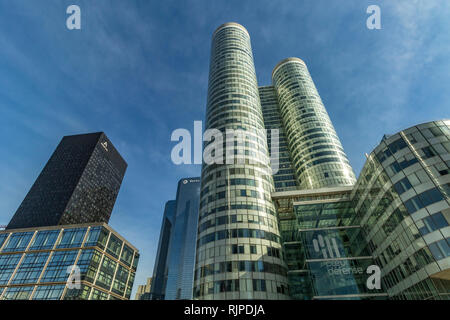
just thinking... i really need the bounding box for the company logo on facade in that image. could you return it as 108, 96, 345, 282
101, 141, 108, 151
312, 235, 341, 259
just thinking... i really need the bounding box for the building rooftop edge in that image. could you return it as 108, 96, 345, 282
0, 222, 139, 252
272, 57, 306, 80
213, 22, 250, 38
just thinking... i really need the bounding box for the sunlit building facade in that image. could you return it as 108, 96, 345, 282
151, 178, 200, 300
194, 22, 289, 300
270, 58, 356, 190
350, 120, 450, 299
165, 178, 201, 300
0, 223, 139, 300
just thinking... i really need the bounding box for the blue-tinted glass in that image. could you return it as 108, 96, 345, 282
431, 212, 449, 229
404, 199, 418, 214
2, 232, 34, 252
11, 252, 50, 284
388, 138, 407, 154
2, 286, 34, 300
423, 216, 438, 234
428, 242, 444, 260
394, 182, 406, 194
0, 254, 22, 284
32, 285, 65, 300
0, 234, 8, 250
41, 250, 78, 282
29, 230, 60, 250
84, 227, 102, 247
437, 239, 450, 258
56, 228, 87, 248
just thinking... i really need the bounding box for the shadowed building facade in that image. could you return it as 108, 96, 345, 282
7, 132, 127, 229
151, 178, 200, 300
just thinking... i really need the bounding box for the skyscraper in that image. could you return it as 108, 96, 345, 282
151, 178, 200, 300
165, 178, 200, 300
6, 132, 127, 229
1, 132, 139, 300
194, 23, 290, 300
269, 57, 356, 189
150, 201, 176, 300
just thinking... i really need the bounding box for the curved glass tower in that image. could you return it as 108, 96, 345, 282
194, 23, 289, 300
272, 58, 356, 189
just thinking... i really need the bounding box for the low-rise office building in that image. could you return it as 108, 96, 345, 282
0, 223, 139, 300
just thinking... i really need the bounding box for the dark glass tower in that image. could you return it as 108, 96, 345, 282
150, 178, 200, 300
165, 178, 200, 300
150, 200, 176, 300
6, 132, 127, 229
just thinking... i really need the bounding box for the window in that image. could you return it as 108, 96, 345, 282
32, 285, 65, 300
428, 240, 450, 260
29, 230, 59, 251
419, 212, 449, 235
393, 177, 413, 195
252, 279, 266, 292
2, 232, 33, 252
106, 234, 123, 258
421, 146, 436, 159
11, 252, 50, 284
41, 250, 78, 282
56, 228, 87, 248
404, 188, 444, 214
232, 244, 244, 254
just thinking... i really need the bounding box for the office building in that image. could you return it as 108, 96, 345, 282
7, 132, 127, 230
1, 132, 139, 300
165, 178, 200, 300
274, 187, 388, 300
269, 57, 356, 189
194, 23, 290, 299
350, 121, 450, 299
135, 277, 152, 300
0, 223, 139, 300
190, 22, 450, 300
151, 178, 200, 300
149, 201, 176, 300
273, 120, 450, 299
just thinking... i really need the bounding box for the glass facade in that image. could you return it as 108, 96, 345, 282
150, 200, 176, 300
194, 22, 289, 300
7, 132, 127, 229
259, 86, 299, 192
165, 178, 201, 300
271, 58, 356, 189
0, 223, 139, 300
351, 120, 450, 300
276, 188, 387, 300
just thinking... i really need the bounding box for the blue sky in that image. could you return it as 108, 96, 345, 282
0, 0, 449, 298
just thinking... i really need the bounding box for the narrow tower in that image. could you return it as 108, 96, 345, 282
272, 58, 356, 189
194, 23, 289, 299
